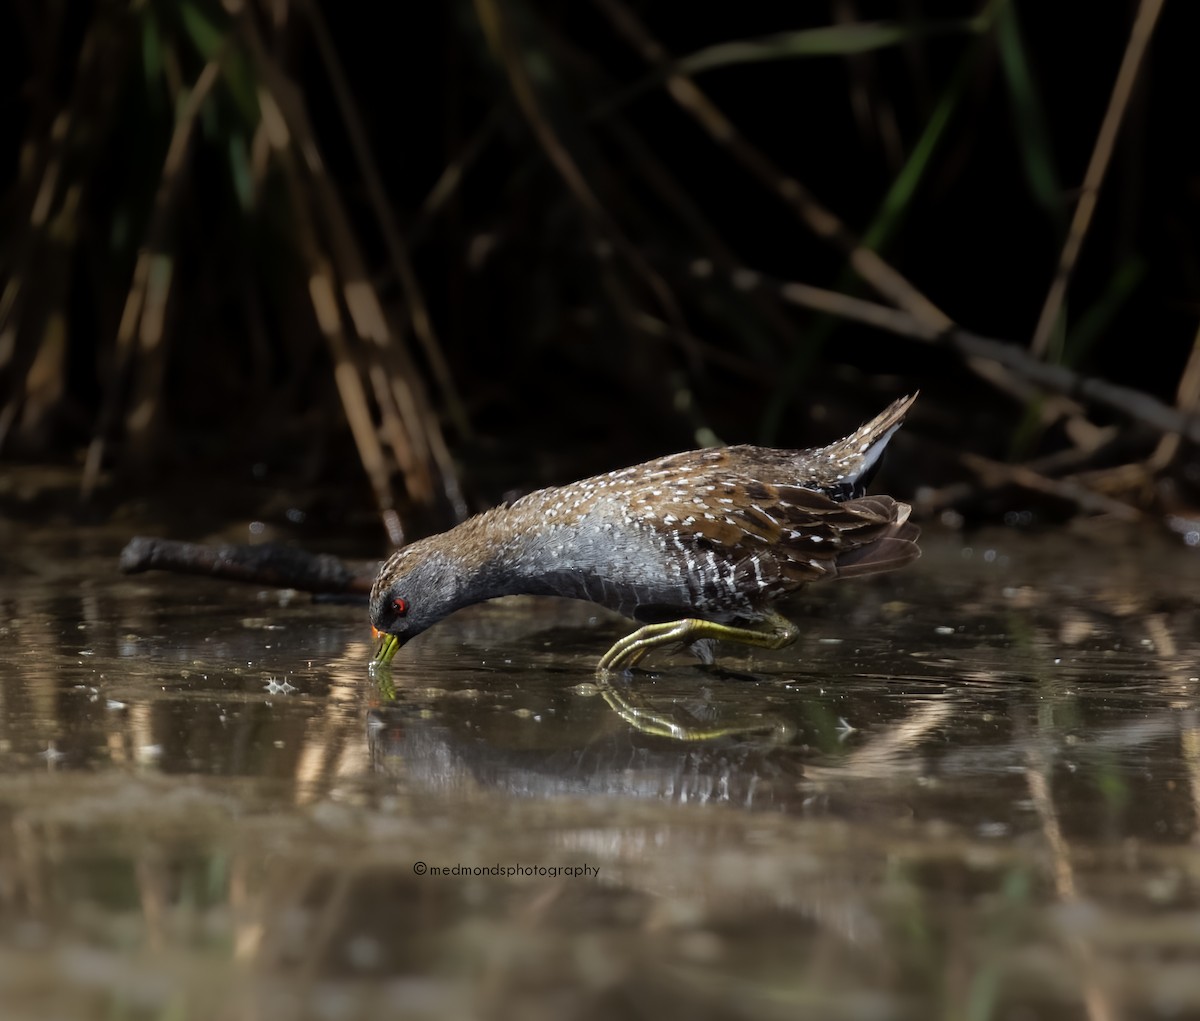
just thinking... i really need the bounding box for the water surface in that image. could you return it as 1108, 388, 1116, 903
2, 512, 1199, 1020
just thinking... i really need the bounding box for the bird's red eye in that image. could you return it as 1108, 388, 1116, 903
392, 597, 408, 616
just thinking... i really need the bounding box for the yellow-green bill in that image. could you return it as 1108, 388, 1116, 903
374, 631, 401, 664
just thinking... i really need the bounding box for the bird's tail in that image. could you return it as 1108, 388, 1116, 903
815, 392, 919, 496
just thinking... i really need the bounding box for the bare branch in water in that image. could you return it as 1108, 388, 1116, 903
118, 537, 376, 597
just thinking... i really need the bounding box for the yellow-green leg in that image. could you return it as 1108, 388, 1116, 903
596, 610, 799, 673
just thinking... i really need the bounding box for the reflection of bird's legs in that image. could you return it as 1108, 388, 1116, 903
597, 681, 796, 744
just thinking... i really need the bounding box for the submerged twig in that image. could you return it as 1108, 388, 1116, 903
118, 536, 376, 596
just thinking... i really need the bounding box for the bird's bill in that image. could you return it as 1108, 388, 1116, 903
372, 626, 402, 664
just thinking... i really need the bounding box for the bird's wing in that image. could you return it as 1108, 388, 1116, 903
641, 479, 918, 588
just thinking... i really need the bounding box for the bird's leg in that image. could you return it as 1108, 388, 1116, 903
596, 611, 799, 673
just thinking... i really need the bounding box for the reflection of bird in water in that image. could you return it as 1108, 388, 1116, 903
366, 705, 804, 808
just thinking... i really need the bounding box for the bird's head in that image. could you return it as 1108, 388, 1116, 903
369, 541, 465, 664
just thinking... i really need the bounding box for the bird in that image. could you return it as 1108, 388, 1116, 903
371, 393, 921, 673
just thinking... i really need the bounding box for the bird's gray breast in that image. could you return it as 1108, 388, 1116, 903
516, 506, 757, 624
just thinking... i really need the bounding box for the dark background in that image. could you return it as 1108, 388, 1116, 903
2, 0, 1196, 539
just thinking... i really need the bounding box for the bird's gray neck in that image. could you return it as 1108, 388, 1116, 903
446, 503, 560, 602
463, 496, 618, 607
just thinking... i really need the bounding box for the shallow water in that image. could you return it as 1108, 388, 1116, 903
2, 510, 1200, 1020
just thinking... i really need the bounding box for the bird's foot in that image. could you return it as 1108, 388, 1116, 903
596, 611, 799, 674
